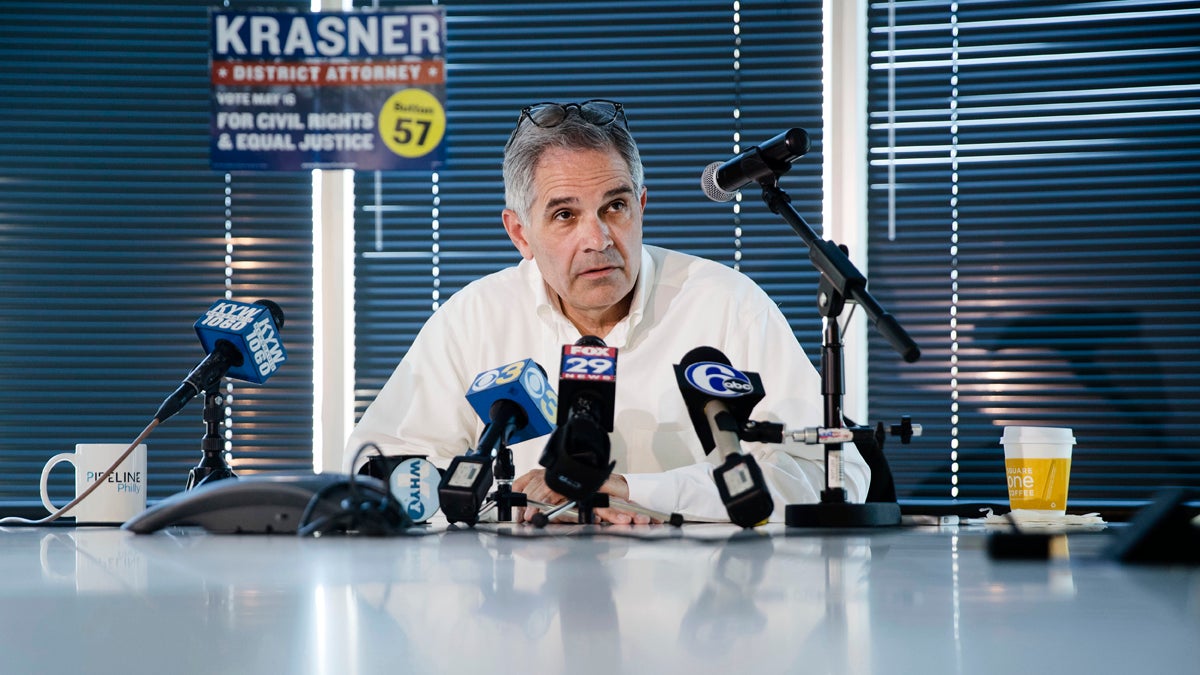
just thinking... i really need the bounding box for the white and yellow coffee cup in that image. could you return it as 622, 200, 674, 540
1001, 426, 1074, 516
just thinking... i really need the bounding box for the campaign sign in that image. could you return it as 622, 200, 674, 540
210, 8, 446, 171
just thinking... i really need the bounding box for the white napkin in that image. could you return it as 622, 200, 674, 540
967, 508, 1107, 530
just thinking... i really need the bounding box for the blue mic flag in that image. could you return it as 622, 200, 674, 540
155, 299, 288, 423
465, 358, 557, 447
194, 299, 287, 384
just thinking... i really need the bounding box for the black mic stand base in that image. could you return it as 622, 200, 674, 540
785, 501, 901, 528
483, 481, 528, 523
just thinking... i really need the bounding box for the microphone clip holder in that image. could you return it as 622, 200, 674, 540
185, 388, 237, 490
442, 442, 531, 526
483, 442, 528, 523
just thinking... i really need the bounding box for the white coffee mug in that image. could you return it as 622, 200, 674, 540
39, 443, 148, 524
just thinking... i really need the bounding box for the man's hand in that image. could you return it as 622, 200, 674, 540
512, 468, 559, 522
593, 473, 657, 525
512, 470, 656, 524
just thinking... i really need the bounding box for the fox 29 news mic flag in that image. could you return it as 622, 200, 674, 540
675, 346, 774, 528
439, 359, 558, 525
155, 299, 287, 423
555, 336, 617, 430
539, 337, 618, 501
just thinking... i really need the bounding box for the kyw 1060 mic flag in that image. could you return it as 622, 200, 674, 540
155, 299, 287, 423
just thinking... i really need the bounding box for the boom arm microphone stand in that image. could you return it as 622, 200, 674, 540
752, 169, 920, 527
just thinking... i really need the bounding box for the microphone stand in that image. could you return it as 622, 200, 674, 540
755, 180, 919, 527
185, 389, 237, 490
477, 442, 527, 523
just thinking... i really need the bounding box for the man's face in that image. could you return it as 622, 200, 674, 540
502, 146, 645, 332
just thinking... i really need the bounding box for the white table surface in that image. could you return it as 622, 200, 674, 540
1, 522, 1196, 675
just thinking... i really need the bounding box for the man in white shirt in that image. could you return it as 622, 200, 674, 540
346, 99, 870, 523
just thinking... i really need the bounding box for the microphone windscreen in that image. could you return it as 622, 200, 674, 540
542, 415, 614, 501
253, 298, 286, 329
700, 162, 736, 202
679, 345, 732, 369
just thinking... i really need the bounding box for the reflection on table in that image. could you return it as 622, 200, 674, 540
1, 523, 1197, 675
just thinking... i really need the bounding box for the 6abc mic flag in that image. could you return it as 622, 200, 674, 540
675, 350, 774, 527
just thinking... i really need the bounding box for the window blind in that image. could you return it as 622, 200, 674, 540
865, 0, 1200, 506
353, 0, 828, 425
0, 0, 316, 511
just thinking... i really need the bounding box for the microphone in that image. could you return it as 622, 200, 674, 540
700, 128, 811, 202
439, 358, 558, 525
155, 299, 287, 423
675, 347, 766, 454
539, 336, 618, 503
535, 340, 684, 527
674, 346, 774, 528
466, 358, 558, 450
555, 335, 616, 431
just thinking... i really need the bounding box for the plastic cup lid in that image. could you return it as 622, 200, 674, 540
1000, 426, 1075, 445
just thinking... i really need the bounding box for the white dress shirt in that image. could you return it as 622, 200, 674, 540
346, 244, 870, 521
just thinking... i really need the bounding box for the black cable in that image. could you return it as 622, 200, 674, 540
297, 481, 356, 535
346, 441, 384, 503
295, 442, 413, 537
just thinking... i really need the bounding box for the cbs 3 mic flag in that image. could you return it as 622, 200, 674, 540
465, 358, 558, 449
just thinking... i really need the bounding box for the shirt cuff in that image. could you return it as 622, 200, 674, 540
623, 466, 729, 522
